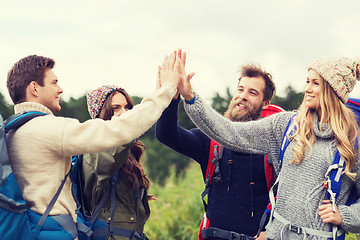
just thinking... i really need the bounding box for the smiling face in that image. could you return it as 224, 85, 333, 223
224, 76, 269, 122
36, 68, 63, 113
305, 69, 322, 112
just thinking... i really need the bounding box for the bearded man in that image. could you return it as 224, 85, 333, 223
156, 63, 279, 240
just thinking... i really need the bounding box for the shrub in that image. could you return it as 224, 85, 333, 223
144, 162, 204, 240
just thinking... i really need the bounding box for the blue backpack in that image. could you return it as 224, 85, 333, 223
267, 98, 360, 240
0, 111, 92, 240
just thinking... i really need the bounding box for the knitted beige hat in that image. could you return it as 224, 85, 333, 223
308, 57, 360, 103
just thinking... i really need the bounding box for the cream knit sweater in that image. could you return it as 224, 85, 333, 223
7, 82, 177, 221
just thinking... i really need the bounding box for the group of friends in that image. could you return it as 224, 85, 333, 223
4, 49, 360, 240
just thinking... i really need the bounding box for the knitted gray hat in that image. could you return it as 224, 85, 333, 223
308, 57, 360, 103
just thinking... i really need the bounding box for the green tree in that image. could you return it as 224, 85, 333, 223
56, 96, 90, 122
140, 97, 195, 185
0, 92, 14, 119
271, 86, 304, 111
211, 87, 232, 115
141, 138, 190, 185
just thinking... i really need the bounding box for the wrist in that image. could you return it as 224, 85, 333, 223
184, 92, 196, 104
173, 91, 180, 100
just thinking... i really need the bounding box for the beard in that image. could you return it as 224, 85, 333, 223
224, 99, 263, 122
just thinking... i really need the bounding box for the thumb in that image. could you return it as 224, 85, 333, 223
187, 72, 195, 81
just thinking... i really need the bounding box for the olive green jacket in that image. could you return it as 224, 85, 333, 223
82, 145, 150, 240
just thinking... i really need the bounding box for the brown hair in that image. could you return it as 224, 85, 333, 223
238, 63, 276, 102
7, 55, 55, 104
98, 89, 155, 200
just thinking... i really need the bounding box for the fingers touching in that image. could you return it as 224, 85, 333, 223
158, 49, 195, 100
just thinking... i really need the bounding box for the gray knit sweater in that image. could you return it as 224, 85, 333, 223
184, 94, 360, 239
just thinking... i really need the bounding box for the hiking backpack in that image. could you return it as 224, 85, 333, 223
71, 154, 149, 240
267, 98, 360, 240
0, 111, 92, 240
198, 104, 285, 240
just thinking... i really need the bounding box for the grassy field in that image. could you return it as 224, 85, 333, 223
144, 161, 204, 240
347, 233, 360, 240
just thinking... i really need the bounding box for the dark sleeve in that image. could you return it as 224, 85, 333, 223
155, 98, 210, 164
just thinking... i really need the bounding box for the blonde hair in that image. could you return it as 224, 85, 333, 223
291, 77, 358, 179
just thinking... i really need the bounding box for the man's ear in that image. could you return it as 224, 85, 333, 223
28, 81, 40, 97
262, 100, 270, 110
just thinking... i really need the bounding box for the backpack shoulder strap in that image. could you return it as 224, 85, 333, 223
323, 148, 356, 239
262, 114, 297, 228
324, 150, 344, 201
1, 111, 47, 173
279, 114, 297, 167
201, 139, 224, 210
37, 170, 71, 227
88, 170, 122, 223
260, 104, 285, 193
205, 139, 223, 185
264, 155, 275, 191
5, 111, 47, 133
325, 144, 358, 207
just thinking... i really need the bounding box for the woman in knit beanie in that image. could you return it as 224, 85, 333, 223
80, 85, 153, 240
181, 57, 360, 239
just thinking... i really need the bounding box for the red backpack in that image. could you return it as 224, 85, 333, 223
198, 104, 284, 240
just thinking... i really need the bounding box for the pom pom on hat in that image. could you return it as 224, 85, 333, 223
308, 57, 360, 103
86, 85, 124, 119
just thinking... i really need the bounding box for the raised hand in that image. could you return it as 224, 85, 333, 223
159, 53, 182, 88
176, 49, 195, 101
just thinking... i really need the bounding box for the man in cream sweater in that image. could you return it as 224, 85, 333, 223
6, 53, 181, 229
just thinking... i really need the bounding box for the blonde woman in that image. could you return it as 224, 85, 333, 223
178, 57, 360, 239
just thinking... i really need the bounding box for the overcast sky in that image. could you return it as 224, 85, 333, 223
1, 0, 360, 105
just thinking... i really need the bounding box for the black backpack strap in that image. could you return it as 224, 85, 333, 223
111, 228, 148, 240
202, 227, 255, 240
90, 180, 113, 223
256, 209, 269, 238
85, 170, 121, 238
92, 227, 148, 240
109, 171, 121, 232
